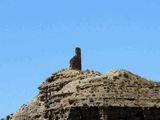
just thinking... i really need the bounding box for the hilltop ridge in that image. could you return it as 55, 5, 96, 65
3, 68, 160, 120
2, 48, 160, 120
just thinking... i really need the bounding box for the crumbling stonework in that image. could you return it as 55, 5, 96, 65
70, 47, 82, 70
68, 107, 160, 120
2, 69, 160, 120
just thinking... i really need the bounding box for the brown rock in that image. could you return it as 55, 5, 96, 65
70, 47, 82, 70
3, 69, 160, 120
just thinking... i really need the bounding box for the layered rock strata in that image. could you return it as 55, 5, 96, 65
2, 69, 160, 120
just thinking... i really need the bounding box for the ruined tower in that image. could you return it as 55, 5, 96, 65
69, 47, 82, 70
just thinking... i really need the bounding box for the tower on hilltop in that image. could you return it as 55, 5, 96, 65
69, 47, 82, 70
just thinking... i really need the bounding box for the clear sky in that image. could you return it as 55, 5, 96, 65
0, 0, 160, 118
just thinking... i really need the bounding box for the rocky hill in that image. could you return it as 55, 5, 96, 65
2, 48, 160, 120
2, 69, 160, 120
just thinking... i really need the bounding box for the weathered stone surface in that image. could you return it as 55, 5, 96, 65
2, 69, 160, 120
70, 47, 82, 70
68, 107, 160, 120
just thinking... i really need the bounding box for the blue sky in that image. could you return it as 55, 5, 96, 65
1, 0, 160, 118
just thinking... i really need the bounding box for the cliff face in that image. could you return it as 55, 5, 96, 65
3, 69, 160, 120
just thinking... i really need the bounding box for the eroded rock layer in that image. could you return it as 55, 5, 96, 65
2, 69, 160, 120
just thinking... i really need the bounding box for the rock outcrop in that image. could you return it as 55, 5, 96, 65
2, 69, 160, 120
69, 47, 82, 70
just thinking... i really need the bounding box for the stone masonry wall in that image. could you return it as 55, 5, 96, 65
49, 106, 160, 120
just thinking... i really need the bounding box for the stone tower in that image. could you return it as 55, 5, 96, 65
69, 47, 82, 70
